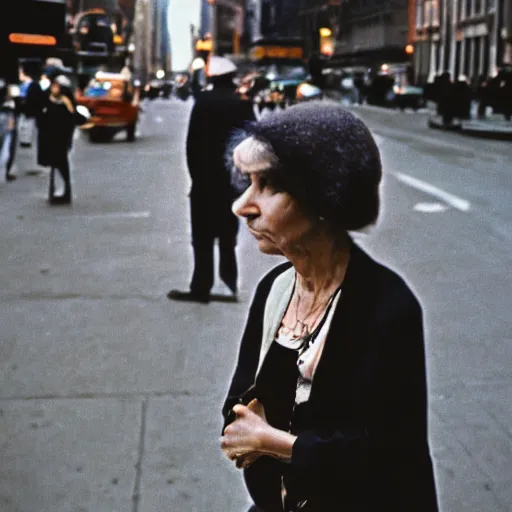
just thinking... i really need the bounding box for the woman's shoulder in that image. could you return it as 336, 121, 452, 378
353, 244, 421, 314
253, 261, 293, 301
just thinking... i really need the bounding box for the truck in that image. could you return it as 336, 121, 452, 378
247, 37, 310, 111
0, 0, 71, 165
0, 0, 71, 83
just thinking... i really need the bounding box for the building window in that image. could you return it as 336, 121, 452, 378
466, 0, 472, 17
423, 0, 440, 27
416, 0, 423, 28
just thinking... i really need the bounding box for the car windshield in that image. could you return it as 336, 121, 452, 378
84, 79, 124, 100
261, 64, 308, 81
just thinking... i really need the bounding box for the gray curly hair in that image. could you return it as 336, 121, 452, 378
227, 101, 382, 232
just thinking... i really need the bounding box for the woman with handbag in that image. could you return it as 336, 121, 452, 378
37, 74, 76, 205
220, 102, 438, 511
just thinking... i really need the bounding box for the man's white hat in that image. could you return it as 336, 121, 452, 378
207, 56, 237, 77
54, 75, 72, 87
46, 57, 64, 68
191, 57, 206, 71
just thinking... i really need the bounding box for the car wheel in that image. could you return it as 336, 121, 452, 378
126, 124, 136, 142
88, 128, 102, 143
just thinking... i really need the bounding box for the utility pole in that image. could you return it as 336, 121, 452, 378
133, 0, 152, 84
208, 0, 217, 55
208, 0, 244, 55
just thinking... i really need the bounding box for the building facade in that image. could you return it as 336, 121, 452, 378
329, 0, 410, 70
133, 0, 153, 81
152, 0, 170, 73
68, 0, 120, 15
414, 0, 512, 84
199, 0, 245, 56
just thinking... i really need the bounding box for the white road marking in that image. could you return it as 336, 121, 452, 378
392, 172, 471, 212
413, 202, 449, 213
57, 211, 151, 219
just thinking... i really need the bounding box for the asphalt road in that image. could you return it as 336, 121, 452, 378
0, 98, 510, 512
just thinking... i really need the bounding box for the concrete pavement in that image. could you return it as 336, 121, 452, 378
428, 115, 512, 140
0, 98, 511, 511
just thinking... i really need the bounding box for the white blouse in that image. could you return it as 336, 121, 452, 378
275, 289, 342, 404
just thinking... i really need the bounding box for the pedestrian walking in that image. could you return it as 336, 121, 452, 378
220, 102, 438, 511
476, 74, 489, 119
0, 79, 18, 182
18, 64, 44, 148
438, 72, 454, 126
453, 75, 471, 121
37, 74, 76, 205
168, 57, 256, 304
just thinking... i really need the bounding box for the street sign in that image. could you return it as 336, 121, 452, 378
250, 46, 304, 60
9, 33, 57, 45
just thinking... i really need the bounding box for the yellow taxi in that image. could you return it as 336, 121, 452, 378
77, 71, 140, 142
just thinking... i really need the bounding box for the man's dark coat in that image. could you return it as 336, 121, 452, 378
186, 83, 255, 242
223, 243, 439, 511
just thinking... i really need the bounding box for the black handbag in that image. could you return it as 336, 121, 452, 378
225, 384, 259, 426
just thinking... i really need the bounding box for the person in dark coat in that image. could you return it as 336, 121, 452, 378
476, 74, 489, 119
1, 80, 18, 181
453, 75, 472, 120
220, 102, 438, 511
168, 56, 256, 303
437, 72, 454, 126
37, 74, 76, 204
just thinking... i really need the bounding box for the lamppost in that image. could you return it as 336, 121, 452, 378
208, 0, 217, 56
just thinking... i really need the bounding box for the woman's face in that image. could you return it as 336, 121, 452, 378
232, 169, 316, 256
50, 82, 61, 98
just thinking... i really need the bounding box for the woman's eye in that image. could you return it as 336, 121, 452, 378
258, 176, 269, 190
256, 175, 280, 193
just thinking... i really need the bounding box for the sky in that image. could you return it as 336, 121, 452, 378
168, 0, 201, 72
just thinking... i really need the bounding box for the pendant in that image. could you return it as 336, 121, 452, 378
292, 319, 309, 339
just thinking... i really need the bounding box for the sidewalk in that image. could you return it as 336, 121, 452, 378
1, 98, 511, 512
428, 114, 512, 140
0, 104, 260, 512
325, 90, 512, 140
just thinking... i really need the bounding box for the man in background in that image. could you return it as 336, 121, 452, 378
168, 57, 256, 304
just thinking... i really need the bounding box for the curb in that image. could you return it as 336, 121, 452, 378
428, 117, 512, 141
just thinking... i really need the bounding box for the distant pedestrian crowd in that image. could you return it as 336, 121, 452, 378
425, 68, 512, 125
1, 58, 88, 204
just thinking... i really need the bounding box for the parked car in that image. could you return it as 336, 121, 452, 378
77, 71, 140, 142
295, 82, 323, 102
253, 77, 309, 111
392, 84, 425, 110
145, 79, 163, 100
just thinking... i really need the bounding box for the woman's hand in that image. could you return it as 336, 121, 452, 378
221, 399, 271, 468
221, 399, 297, 469
61, 95, 74, 114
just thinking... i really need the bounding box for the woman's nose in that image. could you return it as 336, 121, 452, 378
232, 188, 259, 219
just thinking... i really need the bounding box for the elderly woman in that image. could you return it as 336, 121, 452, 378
220, 102, 438, 511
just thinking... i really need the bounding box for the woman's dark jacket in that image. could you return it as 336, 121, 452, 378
222, 243, 438, 511
36, 95, 75, 168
